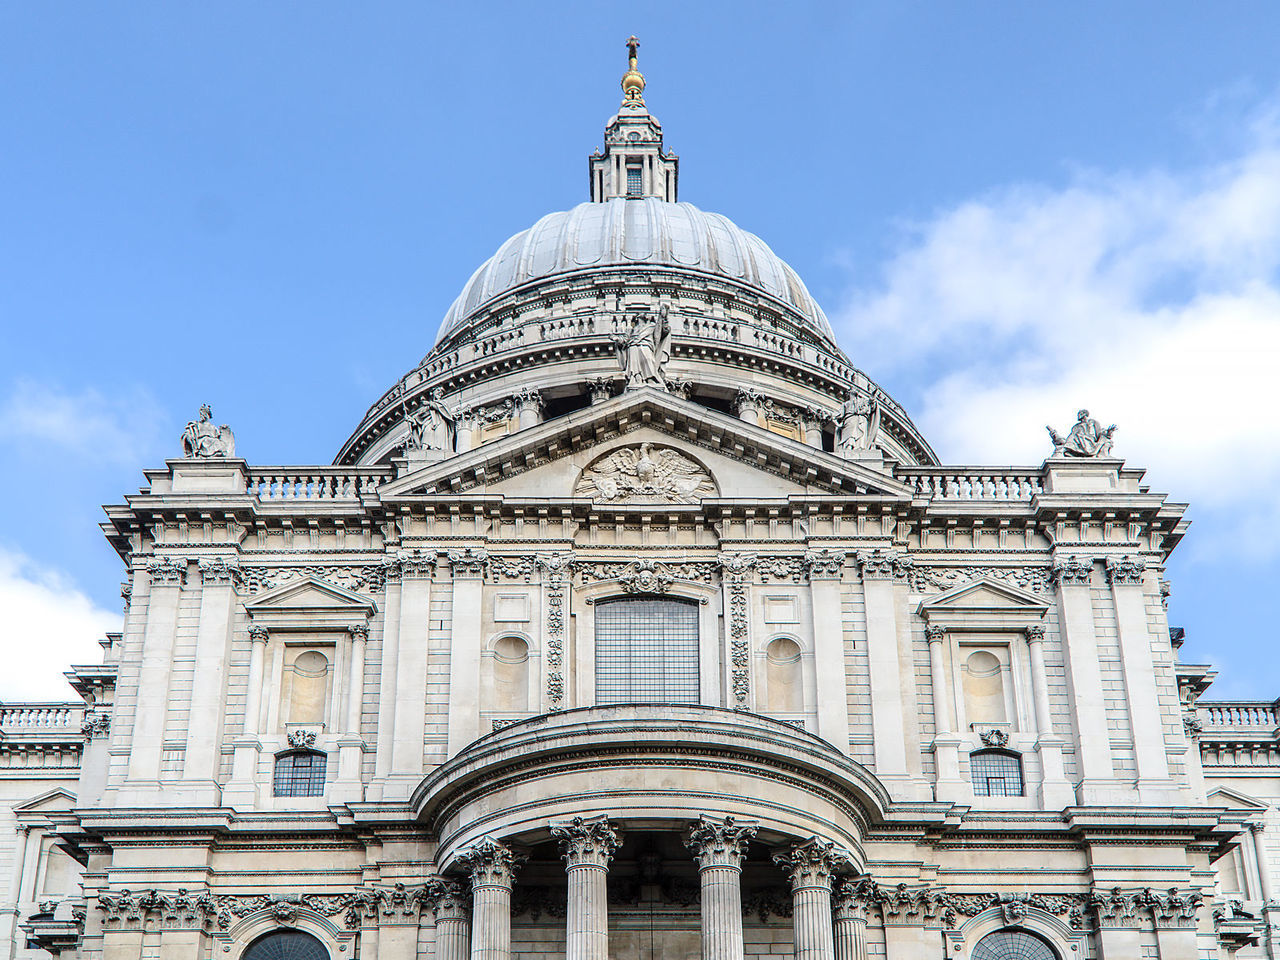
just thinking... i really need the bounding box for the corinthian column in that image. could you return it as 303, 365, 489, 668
457, 837, 524, 960
551, 816, 621, 960
832, 877, 875, 960
427, 878, 472, 960
772, 838, 851, 960
685, 816, 757, 960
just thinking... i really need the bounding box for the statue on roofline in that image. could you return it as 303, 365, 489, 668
181, 404, 235, 459
1047, 409, 1117, 458
614, 304, 672, 390
403, 388, 458, 454
836, 388, 880, 456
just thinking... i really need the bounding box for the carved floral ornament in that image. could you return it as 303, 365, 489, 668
550, 815, 621, 867
575, 443, 716, 503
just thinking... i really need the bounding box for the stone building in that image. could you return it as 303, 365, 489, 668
2, 39, 1278, 960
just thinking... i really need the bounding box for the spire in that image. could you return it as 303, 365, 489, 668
588, 36, 679, 202
621, 35, 646, 105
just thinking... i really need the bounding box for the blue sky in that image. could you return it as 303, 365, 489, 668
2, 3, 1279, 698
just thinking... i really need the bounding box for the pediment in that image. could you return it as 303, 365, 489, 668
378, 387, 914, 504
244, 576, 375, 632
1207, 786, 1269, 814
918, 577, 1049, 631
13, 788, 76, 822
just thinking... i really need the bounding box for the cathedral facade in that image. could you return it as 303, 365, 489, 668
2, 42, 1278, 960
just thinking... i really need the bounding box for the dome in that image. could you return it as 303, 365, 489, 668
434, 198, 836, 347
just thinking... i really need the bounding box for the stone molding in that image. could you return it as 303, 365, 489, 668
456, 836, 526, 888
685, 815, 757, 869
1104, 555, 1146, 586
147, 558, 188, 586
771, 837, 853, 889
1050, 557, 1093, 586
550, 815, 621, 868
578, 558, 715, 592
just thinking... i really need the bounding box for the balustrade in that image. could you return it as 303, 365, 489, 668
0, 705, 82, 730
899, 468, 1044, 502
1201, 702, 1280, 728
246, 468, 392, 500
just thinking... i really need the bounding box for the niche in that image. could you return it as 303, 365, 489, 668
282, 648, 331, 726
490, 635, 530, 711
962, 649, 1007, 725
765, 637, 804, 713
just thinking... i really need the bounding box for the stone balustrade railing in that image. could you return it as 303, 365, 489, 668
898, 468, 1045, 502
247, 468, 394, 501
1200, 701, 1280, 730
0, 704, 84, 732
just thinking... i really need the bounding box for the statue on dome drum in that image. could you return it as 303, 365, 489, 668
614, 304, 672, 391
1048, 409, 1116, 458
403, 388, 458, 455
181, 404, 235, 459
836, 389, 880, 456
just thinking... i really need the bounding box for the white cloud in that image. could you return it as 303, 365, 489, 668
0, 546, 119, 700
835, 103, 1280, 558
0, 379, 166, 465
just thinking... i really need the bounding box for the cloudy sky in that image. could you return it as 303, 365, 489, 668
1, 3, 1278, 698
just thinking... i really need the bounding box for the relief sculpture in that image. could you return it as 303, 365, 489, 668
575, 442, 716, 503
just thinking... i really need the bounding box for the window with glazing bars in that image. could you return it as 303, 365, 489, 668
626, 165, 643, 196
970, 749, 1024, 797
273, 750, 327, 797
595, 597, 699, 704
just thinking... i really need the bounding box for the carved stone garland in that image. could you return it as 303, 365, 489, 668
719, 555, 756, 710
538, 554, 572, 711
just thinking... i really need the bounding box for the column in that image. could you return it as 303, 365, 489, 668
1251, 823, 1276, 905
1052, 557, 1116, 802
514, 389, 544, 431
181, 558, 242, 802
832, 878, 873, 960
393, 552, 435, 784
924, 625, 964, 801
772, 838, 849, 960
856, 551, 910, 794
224, 624, 269, 808
126, 557, 186, 785
334, 623, 369, 802
457, 837, 524, 960
1025, 625, 1074, 808
686, 816, 756, 960
807, 551, 851, 752
735, 389, 762, 426
447, 549, 488, 755
1106, 557, 1175, 803
552, 816, 621, 960
428, 879, 472, 960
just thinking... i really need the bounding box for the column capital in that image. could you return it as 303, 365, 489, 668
248, 624, 269, 643
1050, 556, 1093, 586
447, 548, 490, 578
197, 558, 242, 586
855, 549, 912, 582
833, 875, 879, 922
550, 815, 621, 869
804, 549, 847, 580
147, 557, 188, 585
924, 623, 946, 643
457, 837, 526, 888
1025, 624, 1046, 643
685, 816, 757, 870
424, 877, 471, 922
1104, 555, 1146, 586
772, 837, 852, 890
399, 549, 439, 579
348, 623, 369, 642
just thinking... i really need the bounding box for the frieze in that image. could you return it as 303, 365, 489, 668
910, 565, 1052, 595
742, 888, 793, 923
238, 564, 380, 595
1089, 886, 1203, 929
489, 555, 535, 583
578, 559, 716, 593
286, 729, 317, 750
754, 555, 805, 584
96, 889, 366, 932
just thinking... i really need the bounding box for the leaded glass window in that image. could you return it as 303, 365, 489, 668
595, 597, 699, 704
970, 749, 1024, 797
243, 931, 329, 960
971, 929, 1058, 960
627, 165, 643, 196
273, 750, 327, 797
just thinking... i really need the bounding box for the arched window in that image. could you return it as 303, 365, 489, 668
595, 597, 699, 704
243, 930, 329, 960
970, 750, 1024, 797
273, 751, 327, 797
971, 929, 1058, 960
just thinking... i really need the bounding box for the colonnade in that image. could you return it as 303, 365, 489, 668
435, 817, 870, 960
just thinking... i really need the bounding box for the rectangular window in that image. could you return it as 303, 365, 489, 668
626, 165, 643, 197
595, 597, 699, 704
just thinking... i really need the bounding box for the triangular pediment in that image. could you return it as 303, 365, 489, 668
918, 577, 1049, 631
13, 788, 75, 816
245, 576, 375, 631
378, 387, 914, 504
1207, 786, 1269, 814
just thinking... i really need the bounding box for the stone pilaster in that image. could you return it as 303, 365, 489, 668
855, 550, 914, 796
225, 623, 268, 808
448, 548, 488, 754
333, 622, 369, 802
806, 551, 850, 752
125, 557, 187, 787
457, 837, 524, 960
686, 816, 757, 960
395, 551, 436, 781
773, 838, 850, 960
551, 816, 620, 960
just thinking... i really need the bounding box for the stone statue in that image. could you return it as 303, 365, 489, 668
614, 304, 672, 390
404, 389, 457, 454
836, 390, 879, 455
181, 404, 235, 458
1047, 409, 1116, 458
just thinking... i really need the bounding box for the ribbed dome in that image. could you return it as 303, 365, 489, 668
435, 198, 835, 345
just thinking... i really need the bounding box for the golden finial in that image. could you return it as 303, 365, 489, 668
621, 35, 646, 105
